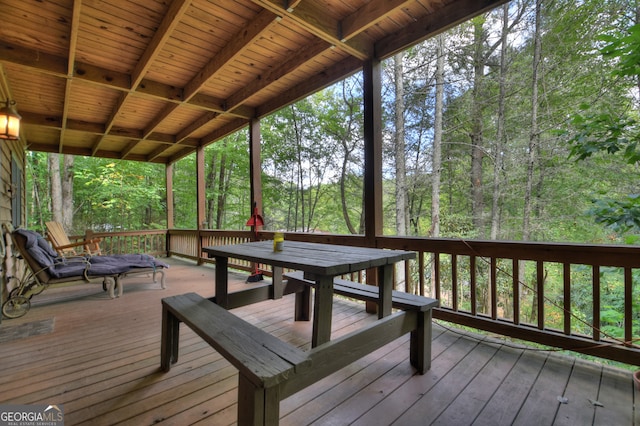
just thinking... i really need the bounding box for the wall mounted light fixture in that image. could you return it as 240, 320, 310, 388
0, 100, 21, 140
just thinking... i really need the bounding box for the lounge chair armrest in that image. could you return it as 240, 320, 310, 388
52, 239, 99, 250
25, 257, 92, 281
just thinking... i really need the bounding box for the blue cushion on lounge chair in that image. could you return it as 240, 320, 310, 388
15, 229, 59, 268
16, 228, 169, 279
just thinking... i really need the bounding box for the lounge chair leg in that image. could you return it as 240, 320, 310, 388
157, 270, 166, 289
116, 277, 124, 297
106, 277, 116, 299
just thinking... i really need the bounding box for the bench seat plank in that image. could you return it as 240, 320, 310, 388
284, 271, 438, 311
162, 293, 309, 387
161, 289, 437, 424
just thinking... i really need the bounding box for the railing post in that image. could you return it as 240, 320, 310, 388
197, 229, 204, 265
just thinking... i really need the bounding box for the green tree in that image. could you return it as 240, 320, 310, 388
568, 19, 640, 236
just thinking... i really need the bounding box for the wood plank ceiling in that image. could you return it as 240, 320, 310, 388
0, 0, 507, 164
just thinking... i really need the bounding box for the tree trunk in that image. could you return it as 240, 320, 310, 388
292, 108, 305, 232
206, 151, 218, 229
430, 35, 445, 297
490, 4, 510, 241
216, 148, 228, 229
29, 154, 46, 231
432, 36, 444, 239
522, 0, 543, 322
49, 154, 62, 225
394, 51, 407, 237
62, 155, 74, 231
524, 0, 542, 242
470, 18, 486, 238
340, 153, 358, 234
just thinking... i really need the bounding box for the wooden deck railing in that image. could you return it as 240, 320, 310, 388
82, 229, 168, 258
105, 228, 639, 366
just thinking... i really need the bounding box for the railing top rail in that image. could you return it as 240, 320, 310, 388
375, 236, 640, 268
166, 229, 640, 267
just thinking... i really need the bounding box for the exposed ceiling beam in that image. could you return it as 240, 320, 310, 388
121, 10, 280, 159
19, 111, 179, 144
0, 43, 253, 118
147, 110, 220, 160
225, 38, 331, 112
375, 0, 510, 59
255, 55, 362, 119
25, 142, 170, 164
59, 0, 83, 154
183, 9, 280, 101
131, 0, 193, 89
93, 92, 129, 156
341, 0, 414, 40
95, 0, 193, 159
252, 0, 372, 60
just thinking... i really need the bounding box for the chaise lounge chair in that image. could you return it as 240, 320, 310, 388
2, 228, 168, 319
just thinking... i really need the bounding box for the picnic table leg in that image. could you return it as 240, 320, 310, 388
237, 374, 280, 425
272, 266, 284, 299
161, 304, 180, 371
294, 285, 311, 321
410, 309, 432, 374
214, 256, 229, 308
311, 275, 333, 347
378, 264, 393, 319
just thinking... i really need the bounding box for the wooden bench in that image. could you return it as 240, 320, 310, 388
161, 292, 311, 425
161, 290, 437, 424
284, 270, 439, 371
284, 270, 437, 315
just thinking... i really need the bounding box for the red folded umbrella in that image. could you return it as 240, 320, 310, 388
246, 203, 264, 282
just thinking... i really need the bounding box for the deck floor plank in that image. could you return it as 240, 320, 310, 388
349, 333, 478, 426
431, 343, 524, 425
302, 340, 415, 425
391, 341, 500, 425
512, 354, 574, 425
593, 365, 632, 426
0, 258, 635, 426
554, 359, 603, 426
472, 350, 549, 426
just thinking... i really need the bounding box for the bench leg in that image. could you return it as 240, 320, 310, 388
237, 374, 280, 425
410, 310, 432, 374
294, 285, 311, 321
161, 305, 180, 372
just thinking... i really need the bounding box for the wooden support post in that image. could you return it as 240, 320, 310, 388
362, 58, 383, 244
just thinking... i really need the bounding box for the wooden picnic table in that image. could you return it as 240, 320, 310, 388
202, 240, 415, 346
169, 241, 436, 423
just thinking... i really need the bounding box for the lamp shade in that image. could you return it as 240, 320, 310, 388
0, 100, 21, 140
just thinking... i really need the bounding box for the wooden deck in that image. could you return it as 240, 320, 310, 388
0, 257, 637, 425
